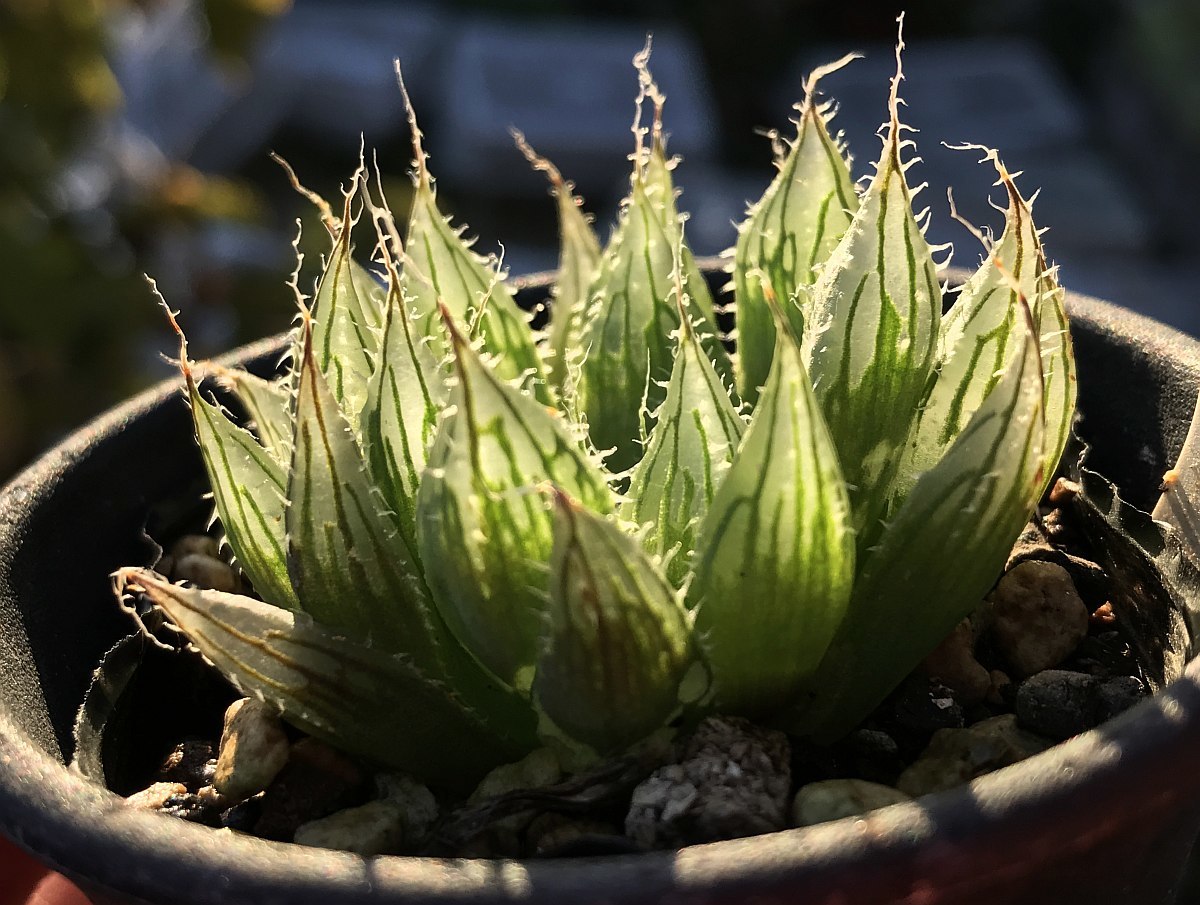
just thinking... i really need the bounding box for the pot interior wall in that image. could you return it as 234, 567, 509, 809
0, 300, 1195, 769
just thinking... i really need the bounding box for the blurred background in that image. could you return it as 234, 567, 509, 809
2, 0, 1198, 482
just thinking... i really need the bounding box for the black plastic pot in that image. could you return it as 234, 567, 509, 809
2, 278, 1200, 905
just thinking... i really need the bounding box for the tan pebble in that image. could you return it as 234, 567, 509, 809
294, 800, 406, 855
896, 714, 1049, 797
1091, 601, 1117, 626
986, 669, 1012, 707
469, 747, 561, 803
988, 561, 1089, 677
170, 535, 220, 560
918, 619, 991, 705
174, 553, 238, 593
126, 782, 187, 810
214, 698, 290, 800
792, 779, 911, 827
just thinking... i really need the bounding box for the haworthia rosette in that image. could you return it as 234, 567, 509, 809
417, 306, 614, 692
734, 56, 860, 406
686, 308, 855, 715
117, 568, 530, 791
802, 46, 940, 540
535, 489, 695, 754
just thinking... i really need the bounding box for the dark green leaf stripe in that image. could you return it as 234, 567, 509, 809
418, 312, 613, 691
122, 568, 533, 792
624, 311, 746, 587
535, 492, 693, 754
787, 318, 1045, 740
734, 100, 857, 405
189, 380, 298, 610
687, 322, 854, 715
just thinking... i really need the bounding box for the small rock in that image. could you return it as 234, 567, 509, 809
174, 552, 239, 593
294, 800, 407, 855
375, 773, 439, 840
214, 699, 290, 801
154, 740, 216, 789
126, 782, 188, 810
918, 619, 991, 705
1090, 601, 1117, 627
834, 729, 904, 785
989, 561, 1089, 677
896, 714, 1050, 797
253, 738, 369, 841
1015, 670, 1098, 740
469, 747, 561, 803
792, 779, 911, 827
1095, 675, 1147, 722
1048, 478, 1080, 506
625, 716, 790, 849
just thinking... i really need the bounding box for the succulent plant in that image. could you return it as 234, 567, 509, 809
115, 34, 1076, 792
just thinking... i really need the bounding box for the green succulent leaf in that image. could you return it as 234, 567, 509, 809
576, 180, 680, 474
286, 317, 442, 668
118, 568, 527, 792
1035, 257, 1076, 494
734, 57, 859, 406
310, 190, 379, 430
896, 153, 1042, 498
417, 307, 615, 692
623, 284, 746, 588
513, 130, 602, 396
361, 270, 447, 553
802, 64, 940, 541
535, 489, 695, 755
789, 309, 1045, 740
395, 81, 548, 403
213, 366, 293, 465
187, 369, 298, 611
687, 310, 855, 715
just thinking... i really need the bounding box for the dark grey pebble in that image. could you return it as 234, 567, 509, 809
1015, 670, 1098, 740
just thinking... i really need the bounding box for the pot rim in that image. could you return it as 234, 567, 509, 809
2, 283, 1200, 904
